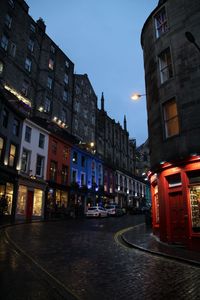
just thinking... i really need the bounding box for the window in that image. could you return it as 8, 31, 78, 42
64, 73, 68, 84
44, 97, 51, 112
163, 99, 179, 138
25, 126, 32, 142
21, 80, 29, 96
47, 76, 53, 89
8, 0, 15, 8
1, 35, 9, 51
0, 61, 3, 75
81, 173, 85, 186
38, 133, 45, 148
61, 165, 68, 185
49, 160, 57, 181
5, 14, 12, 28
72, 169, 77, 183
50, 45, 55, 53
189, 186, 200, 232
0, 137, 4, 161
10, 42, 16, 57
21, 149, 30, 173
65, 60, 69, 68
8, 144, 16, 167
72, 151, 78, 164
2, 109, 9, 128
63, 147, 68, 160
159, 48, 173, 84
28, 38, 34, 52
48, 58, 54, 70
61, 110, 67, 123
81, 156, 85, 167
13, 118, 20, 136
63, 89, 68, 102
155, 7, 168, 38
36, 155, 44, 177
25, 58, 32, 72
30, 23, 35, 32
51, 140, 57, 154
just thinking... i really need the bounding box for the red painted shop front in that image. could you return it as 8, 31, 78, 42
150, 157, 200, 251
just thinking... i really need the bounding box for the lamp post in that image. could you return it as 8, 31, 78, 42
185, 31, 200, 54
131, 93, 146, 101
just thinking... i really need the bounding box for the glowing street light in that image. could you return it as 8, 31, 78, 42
131, 93, 146, 101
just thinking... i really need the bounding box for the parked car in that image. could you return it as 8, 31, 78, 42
86, 206, 108, 218
105, 204, 124, 216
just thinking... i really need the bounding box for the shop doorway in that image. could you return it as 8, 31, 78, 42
169, 191, 187, 244
26, 191, 34, 220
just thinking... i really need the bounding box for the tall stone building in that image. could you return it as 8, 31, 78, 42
96, 93, 136, 175
141, 0, 200, 250
0, 0, 74, 132
72, 74, 97, 144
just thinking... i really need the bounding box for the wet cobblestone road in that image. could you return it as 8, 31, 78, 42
1, 215, 200, 300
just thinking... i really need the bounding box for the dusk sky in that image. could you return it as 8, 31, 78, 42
26, 0, 158, 146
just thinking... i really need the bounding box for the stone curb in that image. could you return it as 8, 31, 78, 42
121, 234, 200, 268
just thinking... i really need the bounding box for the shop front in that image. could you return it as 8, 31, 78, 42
16, 177, 46, 220
46, 182, 69, 218
150, 158, 200, 251
0, 167, 18, 222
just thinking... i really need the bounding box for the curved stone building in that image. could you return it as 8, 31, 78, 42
141, 0, 200, 250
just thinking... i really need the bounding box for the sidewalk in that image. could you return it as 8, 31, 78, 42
121, 223, 200, 267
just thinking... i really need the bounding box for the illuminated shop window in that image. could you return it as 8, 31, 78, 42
17, 185, 27, 215
189, 186, 200, 232
33, 189, 43, 216
0, 183, 13, 215
154, 7, 168, 38
163, 99, 179, 138
55, 189, 68, 208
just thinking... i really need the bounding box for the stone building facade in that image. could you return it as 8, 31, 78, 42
141, 0, 200, 250
72, 74, 97, 144
0, 0, 74, 132
96, 93, 136, 175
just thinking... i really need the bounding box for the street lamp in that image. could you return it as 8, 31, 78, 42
185, 31, 200, 54
131, 93, 146, 101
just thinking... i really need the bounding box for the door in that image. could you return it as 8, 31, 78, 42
26, 190, 34, 220
169, 191, 187, 244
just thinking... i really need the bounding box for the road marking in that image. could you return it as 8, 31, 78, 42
114, 223, 144, 249
4, 229, 81, 300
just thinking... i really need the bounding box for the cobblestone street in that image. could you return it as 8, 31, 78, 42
1, 215, 200, 300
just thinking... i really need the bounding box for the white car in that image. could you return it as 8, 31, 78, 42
105, 204, 124, 216
86, 206, 108, 218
